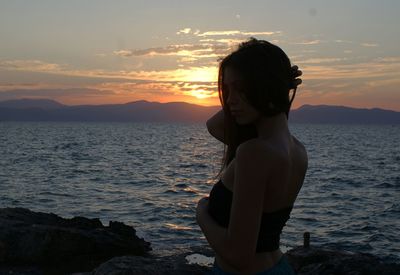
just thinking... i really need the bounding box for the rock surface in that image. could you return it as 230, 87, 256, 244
80, 245, 400, 275
0, 207, 151, 274
88, 248, 213, 275
286, 246, 400, 275
1, 207, 399, 275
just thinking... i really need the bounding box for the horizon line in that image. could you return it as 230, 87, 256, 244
0, 97, 399, 113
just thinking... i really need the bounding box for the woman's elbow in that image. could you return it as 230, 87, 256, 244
205, 117, 213, 133
206, 120, 225, 143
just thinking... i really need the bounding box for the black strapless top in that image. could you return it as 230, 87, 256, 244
208, 179, 292, 252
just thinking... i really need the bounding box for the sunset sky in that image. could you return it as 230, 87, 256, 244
1, 0, 399, 110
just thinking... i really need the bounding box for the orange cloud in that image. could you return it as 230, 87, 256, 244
113, 44, 229, 59
2, 33, 400, 111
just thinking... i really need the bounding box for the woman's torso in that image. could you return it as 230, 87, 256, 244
215, 135, 307, 274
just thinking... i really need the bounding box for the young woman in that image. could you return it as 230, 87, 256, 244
196, 38, 307, 274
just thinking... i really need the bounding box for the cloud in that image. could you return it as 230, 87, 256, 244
295, 40, 321, 45
4, 53, 400, 91
196, 30, 281, 37
199, 38, 244, 45
361, 43, 379, 47
87, 80, 219, 103
0, 58, 219, 85
0, 88, 115, 101
0, 60, 64, 72
124, 66, 218, 83
113, 50, 134, 57
0, 83, 68, 91
376, 57, 400, 62
87, 77, 218, 103
335, 40, 353, 44
293, 73, 400, 111
365, 78, 400, 87
113, 29, 282, 64
301, 49, 317, 53
301, 56, 400, 80
3, 29, 399, 107
299, 57, 347, 64
177, 28, 191, 35
113, 44, 230, 60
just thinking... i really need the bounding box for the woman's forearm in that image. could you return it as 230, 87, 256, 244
197, 203, 231, 262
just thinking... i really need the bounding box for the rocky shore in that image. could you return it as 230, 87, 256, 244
0, 208, 399, 275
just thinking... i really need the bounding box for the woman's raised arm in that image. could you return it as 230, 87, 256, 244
206, 65, 301, 144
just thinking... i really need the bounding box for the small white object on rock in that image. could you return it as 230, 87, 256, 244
185, 253, 214, 267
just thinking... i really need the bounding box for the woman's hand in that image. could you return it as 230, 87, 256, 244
196, 196, 209, 224
291, 65, 302, 89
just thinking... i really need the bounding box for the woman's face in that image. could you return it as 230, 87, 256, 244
223, 66, 261, 125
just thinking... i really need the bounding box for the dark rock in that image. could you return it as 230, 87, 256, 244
0, 264, 43, 275
89, 246, 213, 275
90, 245, 400, 275
2, 208, 399, 275
286, 246, 400, 275
0, 207, 151, 274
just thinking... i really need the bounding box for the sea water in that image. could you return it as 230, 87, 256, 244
0, 122, 399, 261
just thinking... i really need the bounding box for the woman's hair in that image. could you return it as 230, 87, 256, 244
218, 38, 297, 169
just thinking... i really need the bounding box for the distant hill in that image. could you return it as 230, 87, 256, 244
0, 99, 399, 124
290, 104, 400, 124
0, 99, 220, 122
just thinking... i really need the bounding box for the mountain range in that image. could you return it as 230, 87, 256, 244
0, 99, 399, 124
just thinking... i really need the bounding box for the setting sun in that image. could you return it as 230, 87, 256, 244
189, 89, 217, 99
182, 66, 218, 83
173, 66, 219, 102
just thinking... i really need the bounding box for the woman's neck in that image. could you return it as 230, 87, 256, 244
254, 113, 290, 140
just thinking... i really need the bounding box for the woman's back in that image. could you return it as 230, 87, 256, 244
220, 135, 307, 213
213, 134, 307, 273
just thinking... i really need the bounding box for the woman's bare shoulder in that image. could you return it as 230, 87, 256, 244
237, 136, 307, 167
236, 138, 269, 153
235, 138, 283, 164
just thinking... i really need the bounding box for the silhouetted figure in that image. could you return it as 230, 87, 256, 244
196, 38, 307, 274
